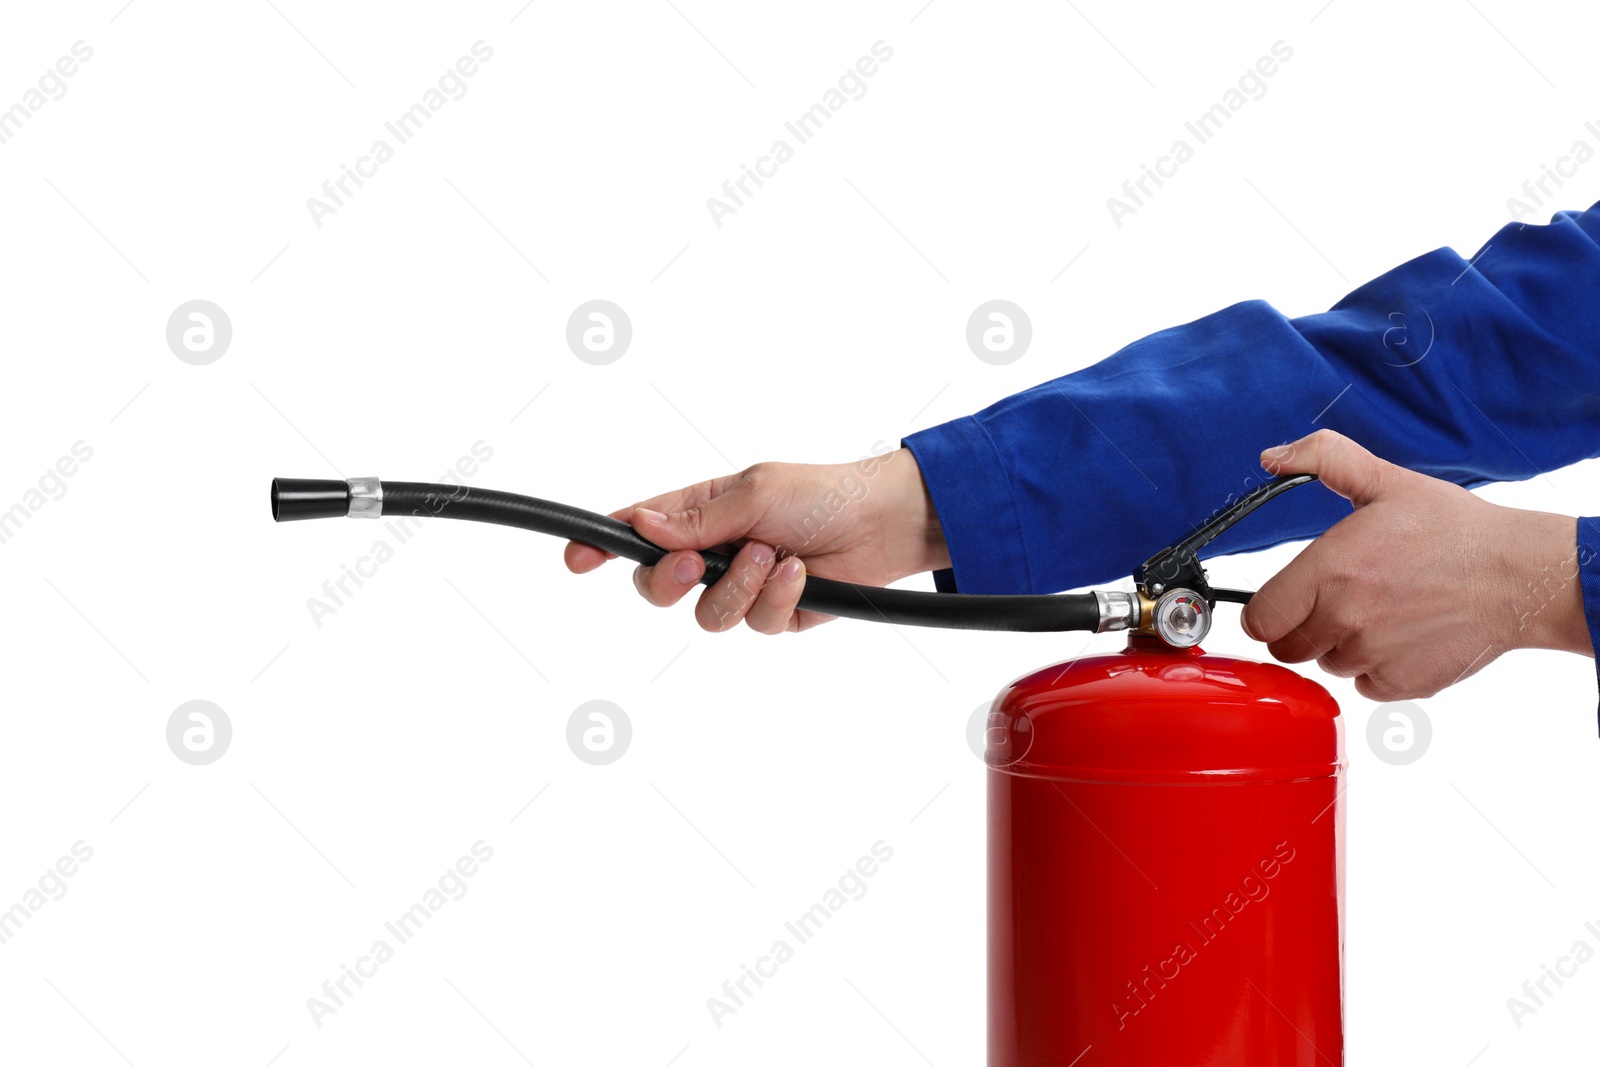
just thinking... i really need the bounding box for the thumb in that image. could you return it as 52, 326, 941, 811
631, 489, 759, 551
1260, 429, 1402, 508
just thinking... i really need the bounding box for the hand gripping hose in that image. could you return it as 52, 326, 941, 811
271, 478, 1102, 632
271, 473, 1317, 641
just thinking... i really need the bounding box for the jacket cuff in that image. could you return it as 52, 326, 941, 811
1578, 517, 1600, 733
902, 418, 1033, 594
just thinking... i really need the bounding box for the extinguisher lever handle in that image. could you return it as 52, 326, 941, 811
1134, 473, 1319, 600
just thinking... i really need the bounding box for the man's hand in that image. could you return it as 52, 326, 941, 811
563, 448, 950, 634
1240, 430, 1591, 700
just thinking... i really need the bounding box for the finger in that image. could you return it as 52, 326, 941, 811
566, 472, 745, 572
1258, 428, 1403, 509
1353, 673, 1403, 702
632, 478, 760, 553
1264, 611, 1341, 665
565, 541, 617, 573
695, 541, 777, 632
1241, 543, 1323, 645
626, 471, 749, 517
745, 555, 806, 634
1316, 643, 1373, 680
564, 507, 630, 573
631, 550, 706, 608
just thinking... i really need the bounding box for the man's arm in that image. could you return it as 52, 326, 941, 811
903, 201, 1600, 595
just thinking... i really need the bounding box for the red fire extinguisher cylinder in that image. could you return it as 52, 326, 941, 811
986, 636, 1345, 1066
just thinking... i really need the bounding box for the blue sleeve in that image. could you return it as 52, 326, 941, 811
1582, 519, 1600, 667
904, 201, 1600, 596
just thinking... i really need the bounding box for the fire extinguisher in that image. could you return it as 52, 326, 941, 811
272, 471, 1343, 1065
985, 477, 1344, 1067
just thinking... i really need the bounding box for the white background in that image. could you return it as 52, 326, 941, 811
1, 1, 1598, 1064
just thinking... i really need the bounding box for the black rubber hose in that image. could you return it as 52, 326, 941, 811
273, 478, 1102, 633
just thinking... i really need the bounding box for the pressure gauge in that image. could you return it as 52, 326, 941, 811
1152, 588, 1210, 648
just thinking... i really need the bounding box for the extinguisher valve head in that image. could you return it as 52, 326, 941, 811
1152, 588, 1211, 648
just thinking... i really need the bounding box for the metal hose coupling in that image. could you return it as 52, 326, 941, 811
1093, 591, 1140, 633
346, 477, 383, 519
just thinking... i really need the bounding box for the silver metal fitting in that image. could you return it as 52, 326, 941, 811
1151, 588, 1210, 648
347, 477, 383, 519
1094, 590, 1139, 633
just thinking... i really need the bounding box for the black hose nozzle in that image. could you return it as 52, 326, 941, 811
271, 478, 349, 522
